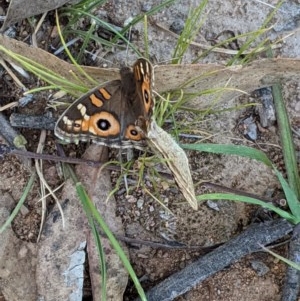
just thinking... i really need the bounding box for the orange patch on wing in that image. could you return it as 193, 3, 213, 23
141, 80, 152, 113
80, 120, 90, 132
125, 125, 143, 141
90, 94, 103, 107
99, 88, 111, 100
134, 66, 142, 81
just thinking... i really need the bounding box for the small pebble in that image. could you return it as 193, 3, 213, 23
19, 94, 34, 107
170, 18, 185, 34
254, 87, 276, 127
116, 188, 126, 196
241, 116, 258, 141
126, 195, 137, 203
141, 3, 152, 12
124, 17, 134, 27
20, 205, 29, 216
206, 200, 220, 211
4, 26, 17, 38
137, 198, 144, 208
137, 253, 149, 259
250, 260, 270, 276
161, 181, 170, 190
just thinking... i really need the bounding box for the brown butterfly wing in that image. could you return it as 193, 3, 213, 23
54, 58, 154, 148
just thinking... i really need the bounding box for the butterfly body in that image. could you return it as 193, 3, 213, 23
55, 58, 154, 149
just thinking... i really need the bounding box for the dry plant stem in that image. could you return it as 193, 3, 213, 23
0, 101, 18, 111
140, 219, 293, 301
37, 182, 65, 203
34, 130, 65, 241
32, 12, 47, 47
0, 57, 26, 88
281, 225, 300, 301
36, 130, 47, 241
115, 234, 222, 251
3, 34, 300, 102
4, 145, 104, 167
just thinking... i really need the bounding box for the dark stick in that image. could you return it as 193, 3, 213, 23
137, 219, 293, 301
281, 224, 300, 301
9, 113, 56, 130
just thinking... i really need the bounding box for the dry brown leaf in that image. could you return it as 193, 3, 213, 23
146, 120, 198, 210
1, 34, 300, 107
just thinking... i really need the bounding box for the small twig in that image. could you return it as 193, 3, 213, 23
0, 101, 19, 111
0, 58, 26, 89
115, 234, 222, 251
178, 133, 204, 139
32, 12, 47, 48
37, 182, 65, 203
0, 144, 105, 167
36, 130, 47, 241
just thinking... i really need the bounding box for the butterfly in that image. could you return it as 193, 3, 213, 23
54, 58, 198, 210
54, 58, 154, 149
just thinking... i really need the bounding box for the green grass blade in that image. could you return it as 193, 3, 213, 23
55, 10, 98, 85
0, 45, 88, 95
260, 244, 300, 270
76, 19, 97, 63
172, 0, 208, 64
197, 193, 297, 224
65, 29, 126, 48
272, 83, 300, 198
76, 184, 107, 300
64, 7, 141, 57
274, 169, 300, 220
182, 143, 273, 167
0, 172, 36, 233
